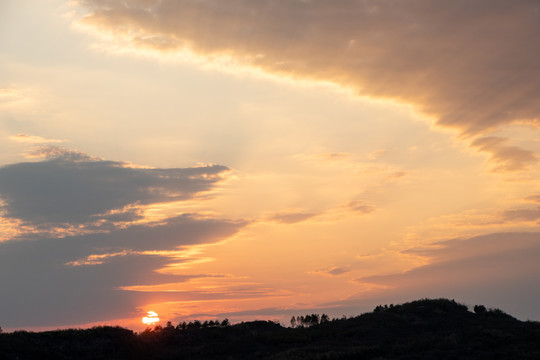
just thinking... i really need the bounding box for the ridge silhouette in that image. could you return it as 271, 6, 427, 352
1, 298, 539, 359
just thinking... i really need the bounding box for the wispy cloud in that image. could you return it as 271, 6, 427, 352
9, 134, 65, 144
311, 266, 351, 277
0, 87, 28, 107
269, 210, 317, 224
471, 136, 537, 171
346, 200, 376, 215
525, 194, 540, 203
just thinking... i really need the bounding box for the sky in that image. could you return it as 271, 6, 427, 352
1, 0, 540, 331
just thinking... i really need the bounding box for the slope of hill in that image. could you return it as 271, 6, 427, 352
1, 299, 539, 359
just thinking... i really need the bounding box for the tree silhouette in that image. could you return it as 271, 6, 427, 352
290, 316, 297, 328
320, 314, 329, 323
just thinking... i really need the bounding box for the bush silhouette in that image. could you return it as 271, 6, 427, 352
474, 304, 487, 313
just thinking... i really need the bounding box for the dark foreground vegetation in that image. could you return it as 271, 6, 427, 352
1, 299, 540, 359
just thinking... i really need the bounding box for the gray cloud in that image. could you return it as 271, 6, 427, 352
99, 209, 144, 223
0, 146, 229, 225
401, 232, 540, 261
0, 215, 245, 328
79, 0, 540, 135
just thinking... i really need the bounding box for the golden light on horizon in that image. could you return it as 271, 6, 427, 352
142, 311, 160, 325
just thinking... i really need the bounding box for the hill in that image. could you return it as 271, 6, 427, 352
1, 298, 539, 359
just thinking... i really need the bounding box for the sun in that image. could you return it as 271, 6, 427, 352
142, 311, 160, 325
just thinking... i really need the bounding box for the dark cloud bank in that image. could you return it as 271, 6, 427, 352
0, 149, 245, 328
0, 147, 228, 225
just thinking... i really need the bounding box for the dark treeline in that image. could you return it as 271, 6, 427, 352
290, 313, 331, 328
1, 298, 540, 359
154, 318, 230, 332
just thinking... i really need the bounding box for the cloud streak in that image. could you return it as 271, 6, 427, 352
269, 211, 317, 224
9, 134, 65, 144
471, 136, 537, 171
77, 0, 540, 136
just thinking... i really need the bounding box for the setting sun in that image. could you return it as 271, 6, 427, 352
142, 311, 160, 325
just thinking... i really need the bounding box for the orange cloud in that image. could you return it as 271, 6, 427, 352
346, 200, 376, 214
471, 136, 537, 171
9, 134, 65, 144
268, 211, 317, 224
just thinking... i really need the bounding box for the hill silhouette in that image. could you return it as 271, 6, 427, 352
1, 298, 539, 359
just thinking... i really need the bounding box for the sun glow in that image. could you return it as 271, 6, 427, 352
142, 311, 160, 325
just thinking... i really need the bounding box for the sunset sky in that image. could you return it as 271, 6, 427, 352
1, 0, 540, 331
